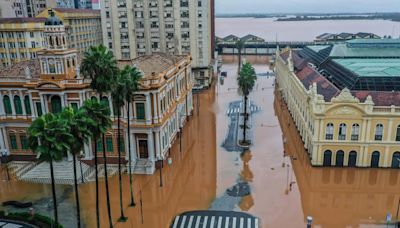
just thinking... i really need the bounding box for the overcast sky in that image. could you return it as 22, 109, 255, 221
216, 0, 400, 14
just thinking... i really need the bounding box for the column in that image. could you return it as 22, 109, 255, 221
0, 127, 6, 149
2, 127, 9, 152
8, 91, 15, 116
19, 91, 26, 116
130, 132, 137, 161
84, 139, 92, 159
40, 94, 46, 114
145, 93, 152, 125
152, 92, 159, 123
155, 131, 161, 159
108, 96, 114, 117
158, 94, 163, 120
384, 146, 390, 167
387, 119, 394, 141
61, 93, 66, 107
29, 92, 35, 118
124, 130, 130, 160
147, 131, 155, 161
0, 91, 4, 116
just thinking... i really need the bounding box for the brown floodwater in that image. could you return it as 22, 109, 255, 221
1, 61, 400, 228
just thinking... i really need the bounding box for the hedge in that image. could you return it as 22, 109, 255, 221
0, 211, 63, 228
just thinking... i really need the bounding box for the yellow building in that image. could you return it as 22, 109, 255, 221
275, 39, 400, 168
0, 8, 102, 69
0, 18, 46, 68
0, 11, 194, 175
36, 8, 102, 52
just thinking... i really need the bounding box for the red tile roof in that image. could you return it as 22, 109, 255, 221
0, 17, 46, 23
352, 91, 400, 106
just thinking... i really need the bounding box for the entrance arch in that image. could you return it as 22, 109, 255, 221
371, 151, 380, 168
50, 95, 62, 113
323, 150, 332, 167
348, 151, 357, 167
335, 150, 344, 167
391, 152, 400, 168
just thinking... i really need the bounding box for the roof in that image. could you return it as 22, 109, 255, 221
329, 42, 400, 58
241, 34, 265, 42
307, 45, 331, 53
333, 58, 400, 77
0, 59, 40, 79
170, 211, 259, 228
0, 17, 46, 24
223, 35, 240, 41
352, 91, 400, 106
119, 53, 188, 79
45, 10, 63, 26
52, 8, 101, 14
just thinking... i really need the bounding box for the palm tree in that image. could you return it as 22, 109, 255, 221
237, 62, 257, 145
81, 44, 118, 228
60, 107, 96, 228
81, 99, 112, 228
112, 71, 128, 222
28, 113, 72, 227
121, 65, 142, 207
236, 39, 245, 72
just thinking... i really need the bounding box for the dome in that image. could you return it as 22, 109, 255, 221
44, 10, 63, 26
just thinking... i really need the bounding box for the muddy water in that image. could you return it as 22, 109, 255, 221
1, 61, 400, 228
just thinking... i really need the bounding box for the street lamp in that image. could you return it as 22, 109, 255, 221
0, 149, 10, 181
306, 216, 313, 228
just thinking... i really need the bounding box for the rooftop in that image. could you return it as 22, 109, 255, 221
333, 58, 400, 77
119, 53, 189, 79
0, 17, 46, 24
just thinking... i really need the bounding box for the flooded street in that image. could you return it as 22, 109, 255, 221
2, 61, 400, 227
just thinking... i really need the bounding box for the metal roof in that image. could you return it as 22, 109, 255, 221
333, 58, 400, 77
170, 210, 260, 228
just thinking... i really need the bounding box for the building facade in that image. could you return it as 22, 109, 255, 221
275, 40, 400, 168
0, 12, 194, 175
0, 0, 57, 18
0, 18, 46, 68
100, 0, 214, 88
0, 8, 102, 68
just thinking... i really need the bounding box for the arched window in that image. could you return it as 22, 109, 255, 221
50, 95, 62, 114
396, 125, 400, 141
325, 123, 334, 140
375, 124, 383, 141
391, 152, 400, 168
335, 150, 344, 167
323, 150, 332, 166
91, 96, 98, 102
351, 124, 360, 141
338, 123, 346, 140
348, 151, 357, 167
3, 95, 12, 114
13, 95, 22, 115
24, 96, 31, 115
371, 151, 380, 168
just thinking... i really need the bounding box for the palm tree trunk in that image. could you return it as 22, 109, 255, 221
243, 95, 247, 143
117, 107, 126, 221
238, 49, 242, 73
94, 136, 100, 228
49, 160, 59, 227
127, 100, 135, 207
100, 93, 113, 228
72, 154, 81, 228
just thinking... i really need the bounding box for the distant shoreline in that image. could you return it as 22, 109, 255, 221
216, 13, 400, 22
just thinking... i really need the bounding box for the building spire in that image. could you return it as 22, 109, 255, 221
288, 49, 294, 72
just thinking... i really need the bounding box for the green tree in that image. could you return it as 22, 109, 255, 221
236, 39, 245, 72
28, 113, 72, 227
60, 107, 96, 228
237, 62, 257, 145
120, 65, 142, 207
112, 71, 128, 222
81, 99, 112, 227
81, 44, 118, 228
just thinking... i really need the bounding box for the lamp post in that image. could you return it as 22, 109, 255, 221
0, 149, 10, 181
78, 154, 84, 183
306, 216, 313, 228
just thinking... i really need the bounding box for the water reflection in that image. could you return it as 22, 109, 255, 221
0, 88, 217, 228
275, 90, 400, 227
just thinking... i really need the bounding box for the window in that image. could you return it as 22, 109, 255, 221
70, 103, 78, 111
20, 135, 28, 149
118, 135, 125, 152
351, 124, 360, 141
338, 123, 346, 140
375, 124, 383, 141
96, 139, 103, 152
396, 125, 400, 141
50, 96, 62, 114
9, 134, 18, 149
14, 95, 23, 115
24, 96, 31, 115
3, 95, 12, 115
325, 123, 334, 140
35, 102, 43, 116
136, 103, 145, 120
106, 137, 113, 152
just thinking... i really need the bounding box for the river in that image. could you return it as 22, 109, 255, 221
216, 17, 400, 41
